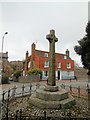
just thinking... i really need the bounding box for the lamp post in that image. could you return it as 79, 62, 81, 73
2, 32, 8, 53
0, 32, 8, 84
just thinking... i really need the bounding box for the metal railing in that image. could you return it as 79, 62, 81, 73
1, 83, 88, 102
60, 83, 88, 98
1, 83, 39, 102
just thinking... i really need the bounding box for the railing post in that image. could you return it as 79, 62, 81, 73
61, 84, 65, 89
68, 110, 71, 119
60, 84, 62, 89
78, 86, 80, 97
22, 85, 24, 96
12, 85, 16, 99
64, 84, 65, 89
44, 111, 46, 120
30, 83, 32, 96
20, 109, 22, 120
8, 89, 10, 102
36, 82, 40, 89
15, 110, 19, 120
2, 91, 5, 102
6, 103, 8, 120
70, 85, 72, 94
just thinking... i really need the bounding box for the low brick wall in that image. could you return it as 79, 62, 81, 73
74, 67, 88, 80
18, 75, 40, 83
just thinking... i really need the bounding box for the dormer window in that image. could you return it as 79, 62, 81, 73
67, 63, 71, 68
64, 56, 67, 59
44, 53, 48, 57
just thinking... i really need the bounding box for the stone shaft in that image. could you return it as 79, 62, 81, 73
46, 29, 58, 86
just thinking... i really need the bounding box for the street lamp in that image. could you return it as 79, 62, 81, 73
0, 32, 8, 84
2, 32, 8, 71
2, 32, 8, 53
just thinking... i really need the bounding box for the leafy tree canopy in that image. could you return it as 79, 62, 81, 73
74, 21, 90, 74
13, 70, 22, 78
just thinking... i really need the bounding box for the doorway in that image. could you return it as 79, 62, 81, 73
58, 70, 60, 80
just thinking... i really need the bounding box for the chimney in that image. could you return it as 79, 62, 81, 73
25, 51, 28, 73
6, 51, 8, 55
6, 51, 8, 59
66, 49, 69, 57
31, 42, 36, 54
30, 43, 36, 69
25, 51, 29, 61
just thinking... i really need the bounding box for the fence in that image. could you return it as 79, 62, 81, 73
60, 84, 88, 98
1, 83, 88, 102
1, 83, 40, 102
0, 83, 89, 120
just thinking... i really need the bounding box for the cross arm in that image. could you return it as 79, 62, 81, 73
46, 34, 52, 42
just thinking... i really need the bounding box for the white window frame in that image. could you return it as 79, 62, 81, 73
58, 62, 61, 68
67, 63, 71, 69
44, 61, 49, 68
44, 53, 48, 57
64, 56, 67, 59
28, 61, 31, 68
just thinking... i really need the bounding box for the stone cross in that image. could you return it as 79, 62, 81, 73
46, 29, 58, 86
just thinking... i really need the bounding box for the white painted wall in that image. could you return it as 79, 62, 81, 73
42, 70, 74, 80
61, 71, 74, 80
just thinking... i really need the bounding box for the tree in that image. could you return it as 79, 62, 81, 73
74, 21, 90, 110
6, 65, 14, 77
74, 21, 90, 75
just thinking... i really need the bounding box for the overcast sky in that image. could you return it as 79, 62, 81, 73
0, 1, 88, 66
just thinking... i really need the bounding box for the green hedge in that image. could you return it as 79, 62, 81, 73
28, 68, 42, 75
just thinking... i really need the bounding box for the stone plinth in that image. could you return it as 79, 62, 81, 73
44, 85, 58, 92
36, 88, 68, 101
30, 87, 75, 109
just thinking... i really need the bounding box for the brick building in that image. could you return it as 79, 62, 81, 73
9, 60, 23, 71
23, 43, 75, 80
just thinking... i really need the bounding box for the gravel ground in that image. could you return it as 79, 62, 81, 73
7, 95, 90, 118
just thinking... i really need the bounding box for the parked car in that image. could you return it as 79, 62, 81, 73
9, 77, 13, 81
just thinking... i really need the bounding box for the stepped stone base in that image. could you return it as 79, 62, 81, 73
30, 86, 75, 109
44, 85, 58, 92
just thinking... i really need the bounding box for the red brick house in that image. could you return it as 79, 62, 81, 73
23, 43, 75, 80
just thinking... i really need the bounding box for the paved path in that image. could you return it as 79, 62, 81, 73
0, 79, 88, 92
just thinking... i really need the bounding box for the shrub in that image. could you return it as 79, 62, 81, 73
1, 75, 9, 84
28, 68, 42, 75
14, 70, 22, 79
